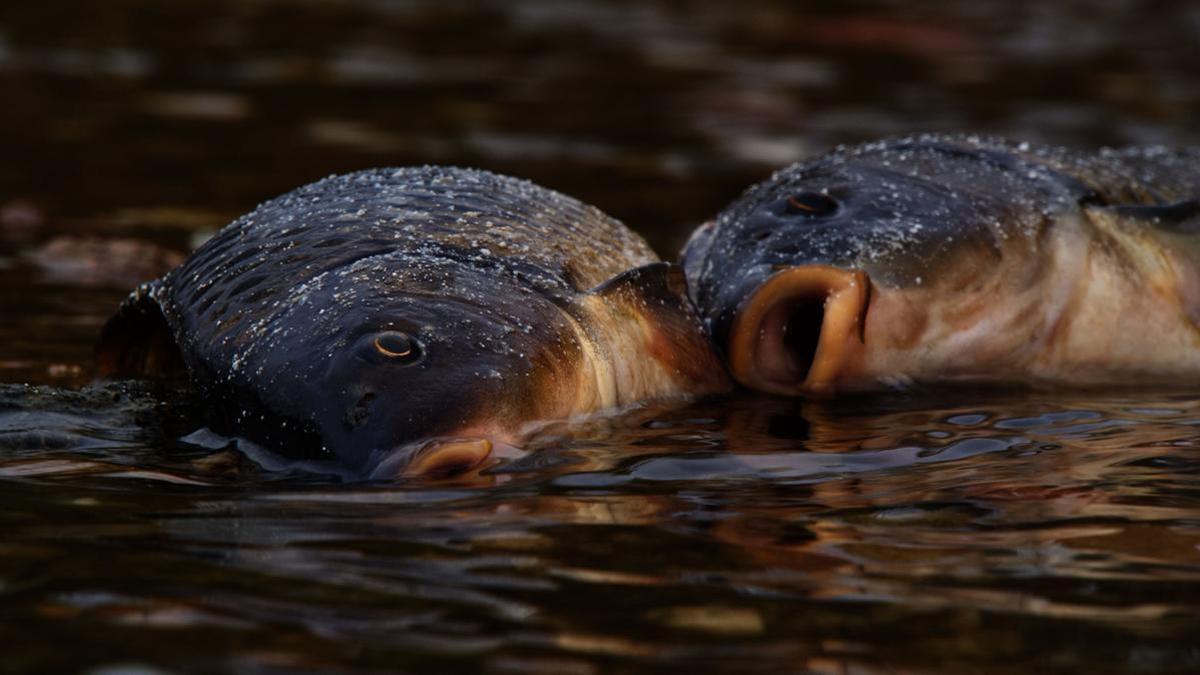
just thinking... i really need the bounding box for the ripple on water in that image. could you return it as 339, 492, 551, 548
3, 390, 1200, 672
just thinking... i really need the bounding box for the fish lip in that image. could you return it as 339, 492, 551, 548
366, 432, 528, 480
368, 436, 495, 480
727, 265, 871, 396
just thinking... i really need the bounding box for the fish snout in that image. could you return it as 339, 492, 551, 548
728, 265, 871, 396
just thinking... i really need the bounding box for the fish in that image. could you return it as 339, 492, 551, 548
96, 167, 729, 477
681, 134, 1200, 395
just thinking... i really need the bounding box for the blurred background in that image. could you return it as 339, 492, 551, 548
2, 0, 1200, 385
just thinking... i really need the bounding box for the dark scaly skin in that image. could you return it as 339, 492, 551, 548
682, 134, 1200, 393
98, 167, 728, 474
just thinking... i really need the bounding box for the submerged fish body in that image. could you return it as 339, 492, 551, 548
682, 134, 1200, 394
98, 167, 728, 476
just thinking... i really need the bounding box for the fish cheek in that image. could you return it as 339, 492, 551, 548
342, 391, 376, 431
328, 381, 482, 469
304, 348, 423, 461
340, 365, 458, 440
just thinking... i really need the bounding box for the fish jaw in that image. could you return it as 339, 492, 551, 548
728, 265, 871, 395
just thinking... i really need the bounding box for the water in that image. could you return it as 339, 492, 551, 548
2, 1, 1200, 672
3, 386, 1200, 672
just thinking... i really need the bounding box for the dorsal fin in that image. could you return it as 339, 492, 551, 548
1110, 199, 1200, 232
95, 281, 186, 380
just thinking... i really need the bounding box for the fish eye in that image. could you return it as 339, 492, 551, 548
785, 192, 838, 217
372, 331, 422, 363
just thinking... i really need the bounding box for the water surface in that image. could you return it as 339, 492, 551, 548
2, 385, 1199, 673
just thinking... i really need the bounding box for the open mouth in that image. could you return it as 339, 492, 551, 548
728, 265, 871, 395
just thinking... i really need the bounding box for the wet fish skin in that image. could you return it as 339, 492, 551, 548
98, 167, 729, 475
682, 134, 1200, 394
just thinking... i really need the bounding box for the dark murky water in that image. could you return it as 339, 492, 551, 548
2, 1, 1200, 672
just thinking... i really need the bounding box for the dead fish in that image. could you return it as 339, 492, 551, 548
97, 167, 729, 477
681, 134, 1200, 394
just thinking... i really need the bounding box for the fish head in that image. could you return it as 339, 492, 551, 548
100, 164, 723, 478
685, 142, 1077, 395
193, 254, 586, 478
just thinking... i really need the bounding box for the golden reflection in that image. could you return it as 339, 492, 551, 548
552, 632, 660, 658
648, 605, 766, 635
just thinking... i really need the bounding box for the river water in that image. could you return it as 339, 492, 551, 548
2, 1, 1199, 672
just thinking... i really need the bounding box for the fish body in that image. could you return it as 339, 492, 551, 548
99, 167, 728, 476
682, 134, 1200, 394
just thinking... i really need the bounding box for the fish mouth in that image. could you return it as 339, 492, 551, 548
728, 265, 871, 396
369, 436, 495, 480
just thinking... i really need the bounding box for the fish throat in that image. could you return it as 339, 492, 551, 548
767, 293, 827, 383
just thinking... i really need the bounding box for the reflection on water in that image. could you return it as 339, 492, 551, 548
3, 0, 1200, 672
2, 385, 1199, 673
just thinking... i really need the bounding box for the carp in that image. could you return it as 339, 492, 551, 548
682, 134, 1200, 394
97, 167, 729, 477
